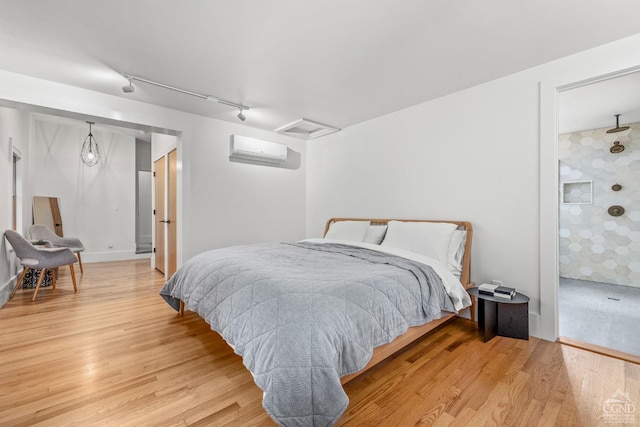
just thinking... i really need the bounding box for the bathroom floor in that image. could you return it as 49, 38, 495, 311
559, 277, 640, 356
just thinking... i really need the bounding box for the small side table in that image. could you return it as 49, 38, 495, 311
468, 287, 529, 342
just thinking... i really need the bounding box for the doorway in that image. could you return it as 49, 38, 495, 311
154, 148, 177, 277
135, 138, 153, 254
555, 71, 640, 359
0, 100, 181, 269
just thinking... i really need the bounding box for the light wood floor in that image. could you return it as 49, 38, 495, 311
1, 260, 638, 426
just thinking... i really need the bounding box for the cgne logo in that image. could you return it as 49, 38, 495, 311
603, 389, 636, 425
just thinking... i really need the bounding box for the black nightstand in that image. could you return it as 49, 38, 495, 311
468, 287, 529, 342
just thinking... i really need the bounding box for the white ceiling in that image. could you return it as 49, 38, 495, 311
1, 0, 640, 135
559, 71, 640, 134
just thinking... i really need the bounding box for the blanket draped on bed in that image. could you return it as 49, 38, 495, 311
160, 242, 459, 426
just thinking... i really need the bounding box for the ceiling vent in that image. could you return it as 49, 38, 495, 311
274, 118, 340, 140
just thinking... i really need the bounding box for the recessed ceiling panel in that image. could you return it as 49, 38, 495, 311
275, 119, 340, 140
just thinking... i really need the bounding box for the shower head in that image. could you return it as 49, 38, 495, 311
610, 141, 625, 154
606, 114, 630, 134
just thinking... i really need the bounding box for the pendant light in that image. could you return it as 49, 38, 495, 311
80, 121, 100, 166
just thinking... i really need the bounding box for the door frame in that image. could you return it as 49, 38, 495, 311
154, 156, 166, 274
167, 149, 178, 277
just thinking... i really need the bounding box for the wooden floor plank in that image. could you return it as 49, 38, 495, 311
1, 259, 638, 426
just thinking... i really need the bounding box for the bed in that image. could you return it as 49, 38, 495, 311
160, 218, 474, 426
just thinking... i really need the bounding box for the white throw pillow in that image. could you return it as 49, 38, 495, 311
324, 220, 370, 242
447, 230, 467, 273
363, 225, 388, 245
381, 221, 457, 264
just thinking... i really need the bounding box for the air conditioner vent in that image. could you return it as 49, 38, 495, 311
229, 135, 287, 164
275, 118, 340, 140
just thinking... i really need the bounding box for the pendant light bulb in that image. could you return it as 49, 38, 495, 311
81, 121, 100, 166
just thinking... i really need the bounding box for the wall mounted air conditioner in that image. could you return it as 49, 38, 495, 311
229, 135, 288, 164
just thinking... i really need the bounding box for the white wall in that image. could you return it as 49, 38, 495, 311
0, 108, 32, 235
0, 107, 32, 305
151, 133, 177, 162
32, 119, 142, 262
186, 123, 306, 254
307, 33, 640, 340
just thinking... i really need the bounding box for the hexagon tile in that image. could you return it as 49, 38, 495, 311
559, 122, 640, 288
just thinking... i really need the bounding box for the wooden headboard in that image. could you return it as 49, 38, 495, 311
323, 218, 473, 287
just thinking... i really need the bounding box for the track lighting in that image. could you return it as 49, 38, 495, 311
122, 74, 249, 121
122, 78, 135, 93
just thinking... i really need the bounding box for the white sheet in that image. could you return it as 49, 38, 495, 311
301, 238, 471, 311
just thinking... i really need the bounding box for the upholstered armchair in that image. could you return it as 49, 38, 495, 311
29, 224, 85, 273
4, 229, 78, 301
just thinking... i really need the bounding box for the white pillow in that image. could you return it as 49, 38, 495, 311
447, 230, 467, 273
324, 220, 370, 242
363, 225, 388, 245
381, 221, 457, 264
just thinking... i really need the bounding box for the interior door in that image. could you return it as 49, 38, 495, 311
167, 149, 177, 277
154, 157, 166, 274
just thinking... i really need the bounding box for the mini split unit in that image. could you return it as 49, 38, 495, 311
229, 135, 288, 164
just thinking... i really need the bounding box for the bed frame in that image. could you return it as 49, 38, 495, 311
323, 218, 474, 384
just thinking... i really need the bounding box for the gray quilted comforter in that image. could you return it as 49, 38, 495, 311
160, 242, 460, 426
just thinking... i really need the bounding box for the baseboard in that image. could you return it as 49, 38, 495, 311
82, 251, 152, 263
0, 274, 16, 308
529, 312, 541, 339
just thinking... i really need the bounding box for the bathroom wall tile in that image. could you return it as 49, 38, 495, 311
559, 122, 640, 287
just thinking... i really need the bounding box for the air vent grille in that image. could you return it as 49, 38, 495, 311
275, 118, 340, 140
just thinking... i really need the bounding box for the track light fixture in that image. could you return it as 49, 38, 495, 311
122, 77, 135, 93
122, 74, 249, 121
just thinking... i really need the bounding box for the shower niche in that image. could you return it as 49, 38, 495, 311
561, 180, 593, 204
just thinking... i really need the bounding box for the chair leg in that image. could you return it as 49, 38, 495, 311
76, 253, 83, 274
10, 268, 29, 299
69, 264, 77, 292
32, 269, 46, 301
52, 268, 57, 289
